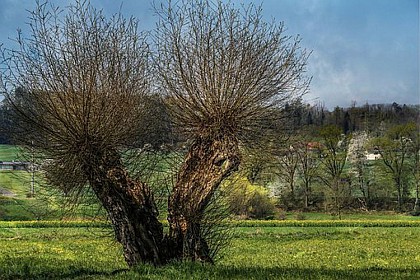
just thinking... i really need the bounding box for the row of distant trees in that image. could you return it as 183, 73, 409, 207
240, 120, 419, 217
284, 101, 419, 134
2, 97, 418, 145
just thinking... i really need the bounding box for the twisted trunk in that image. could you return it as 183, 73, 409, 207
82, 148, 165, 266
79, 135, 240, 266
167, 135, 240, 262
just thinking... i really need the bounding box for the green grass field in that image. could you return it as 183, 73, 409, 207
1, 145, 420, 278
0, 170, 104, 221
0, 145, 19, 161
0, 224, 419, 279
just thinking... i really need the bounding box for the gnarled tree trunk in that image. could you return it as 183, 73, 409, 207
82, 147, 166, 266
78, 136, 240, 266
167, 135, 240, 262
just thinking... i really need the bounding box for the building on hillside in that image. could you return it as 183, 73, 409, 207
306, 142, 323, 150
0, 161, 29, 171
365, 153, 381, 161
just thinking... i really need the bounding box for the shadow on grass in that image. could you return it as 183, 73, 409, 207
0, 256, 127, 280
1, 257, 419, 280
1, 267, 129, 280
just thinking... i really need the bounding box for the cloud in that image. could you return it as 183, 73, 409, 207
294, 0, 419, 108
0, 0, 418, 108
305, 51, 356, 107
306, 41, 419, 109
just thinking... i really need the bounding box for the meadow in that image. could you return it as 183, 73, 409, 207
2, 146, 420, 279
1, 222, 420, 279
0, 145, 20, 162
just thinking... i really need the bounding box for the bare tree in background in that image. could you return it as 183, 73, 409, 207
371, 123, 417, 212
276, 145, 299, 199
0, 1, 166, 266
154, 0, 310, 262
295, 140, 321, 209
318, 125, 350, 218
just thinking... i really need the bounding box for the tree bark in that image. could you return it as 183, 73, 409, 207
77, 135, 241, 266
304, 182, 309, 209
82, 147, 165, 267
167, 135, 240, 262
395, 177, 403, 212
414, 181, 420, 214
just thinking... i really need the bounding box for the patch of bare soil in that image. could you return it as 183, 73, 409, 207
0, 187, 16, 197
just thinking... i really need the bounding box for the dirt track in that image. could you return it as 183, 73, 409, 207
0, 187, 15, 197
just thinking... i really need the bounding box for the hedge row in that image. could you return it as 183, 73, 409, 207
0, 220, 111, 228
1, 219, 420, 228
230, 220, 420, 227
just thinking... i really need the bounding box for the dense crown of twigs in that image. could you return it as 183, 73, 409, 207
154, 0, 310, 141
0, 0, 150, 194
0, 0, 311, 266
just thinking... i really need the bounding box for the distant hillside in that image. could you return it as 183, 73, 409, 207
285, 102, 420, 135
0, 145, 19, 161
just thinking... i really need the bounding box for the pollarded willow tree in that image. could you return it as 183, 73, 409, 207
0, 1, 166, 266
154, 0, 310, 262
1, 0, 309, 267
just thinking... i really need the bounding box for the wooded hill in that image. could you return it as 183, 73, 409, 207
1, 98, 418, 145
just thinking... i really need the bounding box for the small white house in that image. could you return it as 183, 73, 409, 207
366, 153, 381, 161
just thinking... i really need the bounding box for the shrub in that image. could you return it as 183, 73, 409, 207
295, 212, 306, 220
276, 209, 287, 220
221, 176, 276, 219
248, 192, 276, 220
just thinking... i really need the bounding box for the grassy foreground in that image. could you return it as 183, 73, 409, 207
0, 224, 419, 279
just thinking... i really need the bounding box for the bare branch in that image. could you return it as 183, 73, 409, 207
153, 0, 310, 142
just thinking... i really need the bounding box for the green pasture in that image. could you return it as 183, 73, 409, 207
0, 223, 419, 279
0, 170, 103, 221
0, 171, 33, 197
0, 171, 56, 220
0, 145, 19, 161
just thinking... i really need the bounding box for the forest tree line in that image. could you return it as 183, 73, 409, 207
286, 101, 419, 134
1, 95, 418, 145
